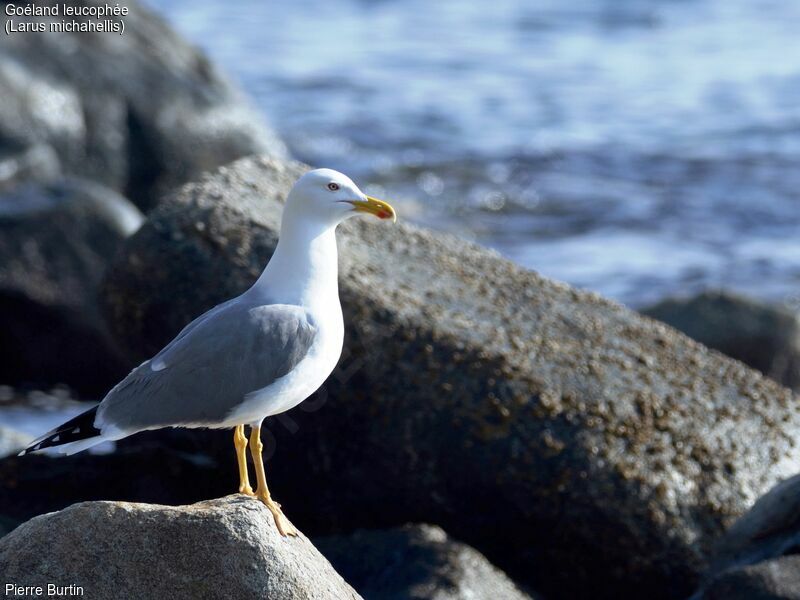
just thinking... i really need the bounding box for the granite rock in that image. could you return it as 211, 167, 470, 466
316, 524, 538, 600
0, 495, 361, 600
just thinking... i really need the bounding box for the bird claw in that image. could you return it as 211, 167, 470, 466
257, 493, 297, 536
272, 511, 298, 537
238, 485, 255, 496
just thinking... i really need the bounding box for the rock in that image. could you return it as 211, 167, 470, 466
315, 524, 538, 600
695, 556, 800, 600
0, 495, 361, 600
0, 0, 285, 210
0, 179, 142, 395
709, 474, 800, 571
690, 473, 800, 600
100, 156, 800, 599
643, 291, 800, 391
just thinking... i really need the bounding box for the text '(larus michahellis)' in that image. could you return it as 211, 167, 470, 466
20, 169, 397, 536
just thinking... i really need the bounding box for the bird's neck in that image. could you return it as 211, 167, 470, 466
249, 216, 339, 310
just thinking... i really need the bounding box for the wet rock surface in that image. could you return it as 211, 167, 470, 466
99, 156, 800, 599
0, 495, 361, 600
0, 0, 284, 210
643, 291, 800, 392
316, 524, 538, 600
0, 179, 142, 395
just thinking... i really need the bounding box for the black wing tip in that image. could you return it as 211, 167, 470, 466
18, 442, 46, 456
19, 405, 101, 456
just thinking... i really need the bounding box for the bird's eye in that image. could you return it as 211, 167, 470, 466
327, 182, 340, 191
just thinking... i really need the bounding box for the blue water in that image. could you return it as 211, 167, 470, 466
146, 0, 800, 308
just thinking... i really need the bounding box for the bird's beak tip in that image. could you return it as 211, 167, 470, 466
351, 196, 397, 223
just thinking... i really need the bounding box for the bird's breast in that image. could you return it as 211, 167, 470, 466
226, 300, 344, 426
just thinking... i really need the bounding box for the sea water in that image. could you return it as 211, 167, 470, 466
148, 0, 800, 308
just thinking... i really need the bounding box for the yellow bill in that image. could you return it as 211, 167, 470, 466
350, 196, 397, 222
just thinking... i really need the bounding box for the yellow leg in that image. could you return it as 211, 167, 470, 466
234, 425, 254, 496
249, 425, 297, 536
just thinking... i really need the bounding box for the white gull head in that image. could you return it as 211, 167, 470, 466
250, 168, 396, 307
281, 168, 396, 230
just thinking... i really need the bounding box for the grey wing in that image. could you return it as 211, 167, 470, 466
96, 302, 317, 432
148, 297, 239, 371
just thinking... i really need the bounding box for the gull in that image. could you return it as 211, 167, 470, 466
20, 169, 397, 536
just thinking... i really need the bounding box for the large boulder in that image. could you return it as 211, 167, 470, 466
692, 474, 800, 599
643, 291, 800, 392
315, 524, 539, 600
0, 495, 361, 599
0, 179, 141, 395
100, 156, 800, 599
0, 0, 284, 210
